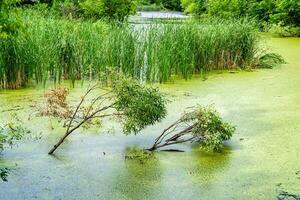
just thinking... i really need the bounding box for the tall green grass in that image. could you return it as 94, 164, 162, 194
143, 19, 259, 82
0, 10, 261, 89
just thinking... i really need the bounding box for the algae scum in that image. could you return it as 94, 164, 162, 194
0, 37, 300, 199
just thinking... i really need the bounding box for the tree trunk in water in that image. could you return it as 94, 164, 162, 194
48, 131, 72, 155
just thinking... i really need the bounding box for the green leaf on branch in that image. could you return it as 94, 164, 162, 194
113, 76, 167, 134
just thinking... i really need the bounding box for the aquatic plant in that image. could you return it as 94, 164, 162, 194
256, 52, 285, 69
143, 19, 260, 82
48, 74, 167, 154
149, 105, 235, 151
0, 10, 280, 88
0, 114, 28, 152
125, 147, 154, 164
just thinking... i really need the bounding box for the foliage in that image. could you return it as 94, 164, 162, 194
139, 0, 182, 11
270, 0, 300, 27
144, 19, 261, 82
206, 0, 250, 18
0, 10, 135, 88
113, 76, 167, 134
1, 11, 281, 89
269, 23, 300, 37
182, 0, 206, 15
79, 0, 105, 19
79, 0, 138, 21
0, 0, 22, 39
149, 106, 235, 151
161, 0, 182, 11
57, 1, 81, 18
181, 0, 300, 32
248, 0, 276, 22
0, 114, 28, 152
150, 105, 236, 151
47, 74, 167, 154
182, 105, 235, 151
256, 53, 285, 69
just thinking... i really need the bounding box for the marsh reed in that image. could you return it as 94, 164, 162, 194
0, 11, 259, 89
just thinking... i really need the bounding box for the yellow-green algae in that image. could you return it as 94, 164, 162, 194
0, 36, 300, 199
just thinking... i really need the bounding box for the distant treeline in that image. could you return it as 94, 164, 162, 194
182, 0, 299, 36
139, 0, 182, 11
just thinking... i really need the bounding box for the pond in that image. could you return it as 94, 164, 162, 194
129, 11, 189, 24
136, 11, 188, 18
0, 36, 299, 199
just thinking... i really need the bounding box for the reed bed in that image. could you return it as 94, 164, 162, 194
0, 11, 260, 89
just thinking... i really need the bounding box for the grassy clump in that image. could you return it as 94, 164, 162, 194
256, 53, 285, 69
0, 10, 138, 88
0, 114, 29, 151
125, 147, 154, 164
0, 10, 271, 89
143, 19, 260, 82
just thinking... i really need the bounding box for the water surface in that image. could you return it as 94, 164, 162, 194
0, 37, 299, 199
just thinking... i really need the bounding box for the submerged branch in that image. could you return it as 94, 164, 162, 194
48, 75, 167, 155
48, 102, 114, 155
48, 83, 115, 155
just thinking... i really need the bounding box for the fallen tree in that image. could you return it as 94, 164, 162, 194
47, 75, 167, 155
45, 74, 235, 155
148, 105, 236, 151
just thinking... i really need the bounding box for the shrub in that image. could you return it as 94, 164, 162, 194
181, 0, 300, 30
0, 0, 22, 38
181, 0, 206, 15
162, 0, 182, 11
271, 0, 300, 27
79, 0, 138, 21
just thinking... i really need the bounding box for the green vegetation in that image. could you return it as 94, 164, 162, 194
149, 105, 235, 151
144, 19, 262, 82
45, 76, 235, 154
181, 0, 300, 36
0, 0, 22, 38
113, 75, 167, 134
1, 8, 275, 88
0, 114, 29, 182
138, 0, 182, 11
0, 114, 27, 152
0, 0, 299, 197
0, 9, 137, 89
47, 74, 167, 154
125, 147, 155, 164
79, 0, 138, 21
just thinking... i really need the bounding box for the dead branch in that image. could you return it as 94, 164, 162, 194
48, 84, 116, 155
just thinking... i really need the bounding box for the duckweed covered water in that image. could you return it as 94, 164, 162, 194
0, 37, 299, 199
